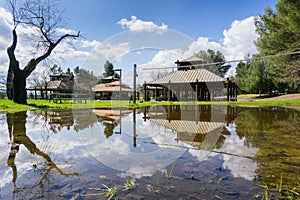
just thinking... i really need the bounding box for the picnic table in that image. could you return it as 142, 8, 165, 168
50, 93, 89, 103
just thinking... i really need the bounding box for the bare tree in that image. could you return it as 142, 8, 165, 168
6, 0, 80, 104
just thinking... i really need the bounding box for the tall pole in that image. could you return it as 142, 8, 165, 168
115, 69, 122, 100
133, 64, 137, 103
133, 108, 136, 147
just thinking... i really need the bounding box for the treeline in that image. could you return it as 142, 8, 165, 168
236, 0, 300, 95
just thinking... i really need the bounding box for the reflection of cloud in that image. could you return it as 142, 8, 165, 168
219, 124, 258, 181
117, 15, 168, 34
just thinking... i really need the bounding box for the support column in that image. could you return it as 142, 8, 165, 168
226, 79, 229, 102
143, 82, 147, 101
168, 80, 171, 101
195, 79, 199, 101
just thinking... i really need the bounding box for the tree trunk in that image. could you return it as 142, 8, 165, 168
7, 30, 36, 104
13, 69, 27, 104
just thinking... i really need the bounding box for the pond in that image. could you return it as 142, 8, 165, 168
0, 105, 299, 199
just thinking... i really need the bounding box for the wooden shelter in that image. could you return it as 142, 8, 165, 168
92, 80, 139, 100
144, 57, 237, 101
27, 73, 74, 99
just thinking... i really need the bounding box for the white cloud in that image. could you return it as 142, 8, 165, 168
93, 42, 131, 61
0, 7, 95, 82
134, 49, 183, 84
184, 37, 224, 58
222, 16, 258, 61
184, 16, 258, 62
55, 27, 77, 35
117, 15, 168, 34
145, 16, 259, 78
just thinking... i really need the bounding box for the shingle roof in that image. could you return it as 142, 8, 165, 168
92, 81, 135, 92
149, 69, 224, 84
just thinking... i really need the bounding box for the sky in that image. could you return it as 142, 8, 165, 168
0, 0, 277, 85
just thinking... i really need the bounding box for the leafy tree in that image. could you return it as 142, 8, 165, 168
195, 49, 230, 77
74, 66, 99, 94
103, 61, 115, 78
6, 0, 80, 104
235, 61, 250, 93
255, 0, 300, 92
74, 66, 80, 75
50, 64, 63, 74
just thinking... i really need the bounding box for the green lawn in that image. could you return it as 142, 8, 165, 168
0, 98, 299, 112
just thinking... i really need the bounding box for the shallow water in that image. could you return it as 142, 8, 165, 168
0, 105, 299, 199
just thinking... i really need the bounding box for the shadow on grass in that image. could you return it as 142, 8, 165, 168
27, 103, 51, 109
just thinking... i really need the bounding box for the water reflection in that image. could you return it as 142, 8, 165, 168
5, 111, 79, 199
0, 105, 299, 199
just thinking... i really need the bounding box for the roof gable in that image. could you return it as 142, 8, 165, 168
149, 69, 224, 84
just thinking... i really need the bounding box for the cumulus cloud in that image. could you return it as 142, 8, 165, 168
223, 16, 258, 61
185, 16, 258, 61
0, 7, 94, 82
135, 49, 183, 84
145, 16, 259, 78
117, 15, 168, 34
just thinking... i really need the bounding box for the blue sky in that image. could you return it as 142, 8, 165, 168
60, 0, 276, 41
0, 0, 277, 85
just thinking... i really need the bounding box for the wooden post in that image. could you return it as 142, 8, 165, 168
143, 81, 147, 101
195, 79, 199, 101
168, 80, 171, 101
133, 108, 136, 147
226, 78, 229, 102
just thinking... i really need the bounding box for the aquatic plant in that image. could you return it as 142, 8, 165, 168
102, 184, 120, 200
165, 163, 175, 178
256, 172, 300, 200
82, 184, 120, 199
146, 179, 161, 194
123, 178, 135, 191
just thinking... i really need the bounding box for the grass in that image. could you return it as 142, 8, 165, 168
0, 96, 299, 112
123, 178, 135, 191
165, 163, 175, 178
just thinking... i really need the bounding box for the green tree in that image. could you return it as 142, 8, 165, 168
75, 67, 99, 92
195, 49, 230, 77
236, 56, 272, 94
235, 61, 250, 93
103, 61, 115, 78
255, 0, 300, 93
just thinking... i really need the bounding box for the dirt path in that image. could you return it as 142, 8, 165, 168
238, 94, 300, 101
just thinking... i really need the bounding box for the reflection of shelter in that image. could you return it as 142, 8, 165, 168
144, 57, 237, 101
27, 73, 74, 99
92, 79, 138, 100
93, 108, 133, 138
40, 109, 98, 132
144, 105, 237, 149
42, 110, 74, 128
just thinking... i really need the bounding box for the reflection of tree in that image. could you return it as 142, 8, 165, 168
235, 107, 300, 197
6, 111, 78, 198
103, 120, 118, 138
73, 109, 98, 132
